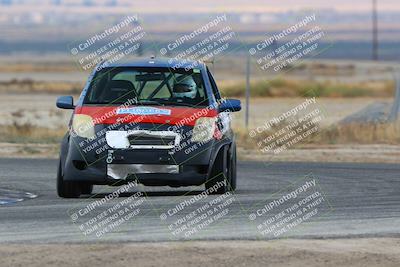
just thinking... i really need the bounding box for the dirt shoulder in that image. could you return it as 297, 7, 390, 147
1, 238, 399, 267
239, 144, 400, 164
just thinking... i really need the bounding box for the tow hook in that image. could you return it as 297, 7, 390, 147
106, 150, 114, 164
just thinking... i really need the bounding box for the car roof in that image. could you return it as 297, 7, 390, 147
105, 57, 206, 69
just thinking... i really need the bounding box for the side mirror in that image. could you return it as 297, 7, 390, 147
219, 99, 241, 112
56, 96, 75, 109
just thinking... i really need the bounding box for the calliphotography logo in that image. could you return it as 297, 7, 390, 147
248, 174, 333, 238
165, 97, 237, 157
160, 14, 228, 56
157, 13, 247, 71
249, 13, 331, 73
68, 181, 146, 238
248, 96, 326, 156
158, 174, 236, 239
68, 15, 147, 72
69, 97, 142, 159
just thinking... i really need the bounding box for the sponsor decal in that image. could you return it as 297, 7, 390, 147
116, 107, 171, 116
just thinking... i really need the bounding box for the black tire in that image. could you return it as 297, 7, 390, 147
57, 160, 81, 198
81, 184, 93, 195
228, 143, 237, 192
205, 146, 229, 194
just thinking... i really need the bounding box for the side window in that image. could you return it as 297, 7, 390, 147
207, 68, 221, 100
87, 72, 109, 102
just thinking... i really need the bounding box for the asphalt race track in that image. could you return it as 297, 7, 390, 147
0, 158, 399, 243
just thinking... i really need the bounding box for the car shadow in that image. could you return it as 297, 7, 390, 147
83, 190, 205, 198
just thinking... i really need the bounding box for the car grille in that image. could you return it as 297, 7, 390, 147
106, 130, 180, 150
127, 134, 176, 146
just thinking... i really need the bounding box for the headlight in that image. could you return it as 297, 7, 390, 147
191, 117, 216, 143
72, 114, 96, 139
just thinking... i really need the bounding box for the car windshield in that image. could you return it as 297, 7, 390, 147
84, 67, 209, 107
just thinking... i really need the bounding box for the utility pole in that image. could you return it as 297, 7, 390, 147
372, 0, 378, 60
245, 54, 250, 128
389, 71, 400, 122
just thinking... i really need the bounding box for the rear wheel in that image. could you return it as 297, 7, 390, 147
205, 146, 229, 194
57, 160, 82, 198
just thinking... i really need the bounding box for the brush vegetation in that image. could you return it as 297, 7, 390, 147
219, 79, 394, 98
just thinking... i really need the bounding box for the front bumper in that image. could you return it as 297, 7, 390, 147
107, 164, 180, 179
61, 124, 228, 186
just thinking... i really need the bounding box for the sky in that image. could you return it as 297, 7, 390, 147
2, 0, 400, 13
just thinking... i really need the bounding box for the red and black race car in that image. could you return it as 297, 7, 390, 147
56, 58, 241, 198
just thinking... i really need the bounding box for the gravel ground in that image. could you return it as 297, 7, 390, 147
1, 239, 399, 267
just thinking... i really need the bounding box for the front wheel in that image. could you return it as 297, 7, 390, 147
227, 143, 237, 192
81, 184, 93, 195
57, 160, 82, 198
205, 146, 229, 194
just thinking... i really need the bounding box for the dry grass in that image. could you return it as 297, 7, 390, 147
0, 63, 77, 73
0, 79, 83, 94
0, 122, 66, 144
319, 122, 400, 144
220, 79, 394, 98
235, 120, 400, 150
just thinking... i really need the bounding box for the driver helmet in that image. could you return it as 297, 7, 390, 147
172, 75, 197, 99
